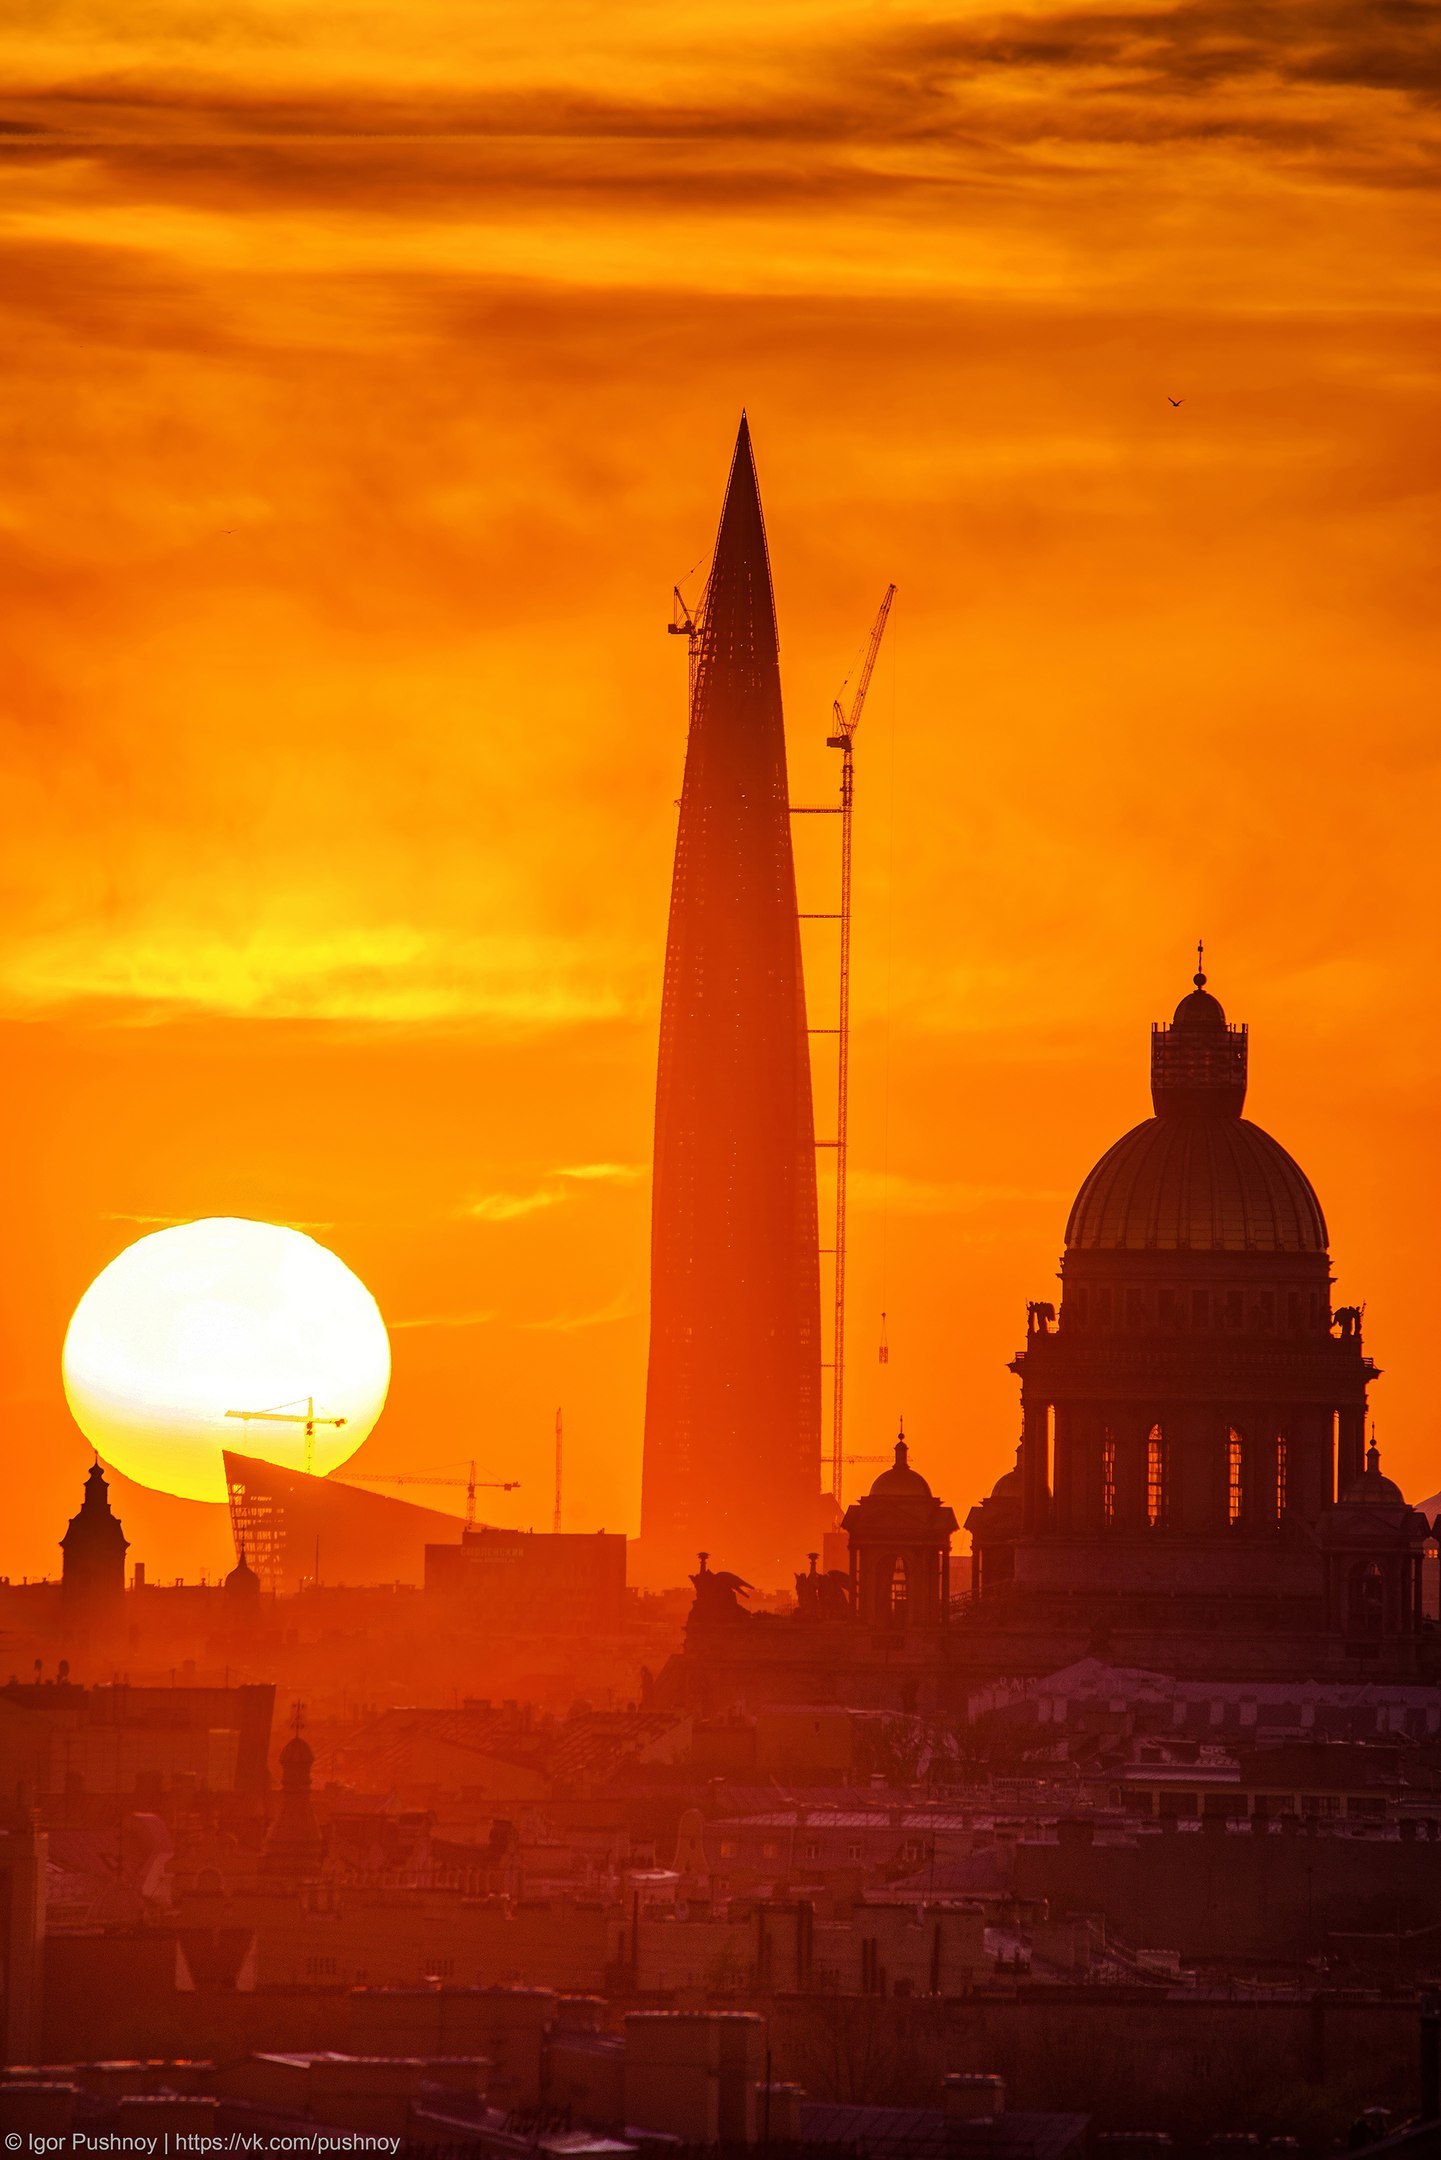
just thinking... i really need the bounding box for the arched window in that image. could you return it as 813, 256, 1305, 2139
1347, 1559, 1384, 1638
1227, 1429, 1244, 1526
889, 1557, 908, 1620
1146, 1425, 1166, 1528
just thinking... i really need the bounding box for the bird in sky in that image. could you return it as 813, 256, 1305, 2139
1168, 397, 1184, 407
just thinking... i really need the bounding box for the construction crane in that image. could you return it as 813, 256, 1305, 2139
823, 584, 897, 1507
343, 1460, 519, 1530
224, 1395, 347, 1478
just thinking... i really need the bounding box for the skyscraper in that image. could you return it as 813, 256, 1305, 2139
640, 416, 824, 1586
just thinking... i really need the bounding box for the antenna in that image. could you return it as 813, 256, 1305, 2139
553, 1407, 563, 1536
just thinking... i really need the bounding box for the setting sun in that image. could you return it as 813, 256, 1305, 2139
60, 1217, 391, 1503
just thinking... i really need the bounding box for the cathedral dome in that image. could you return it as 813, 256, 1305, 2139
1066, 1115, 1328, 1253
1066, 961, 1328, 1254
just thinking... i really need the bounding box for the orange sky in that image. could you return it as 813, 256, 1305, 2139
3, 1, 1439, 1578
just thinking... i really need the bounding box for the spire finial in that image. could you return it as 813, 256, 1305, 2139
895, 1417, 907, 1466
1194, 938, 1206, 990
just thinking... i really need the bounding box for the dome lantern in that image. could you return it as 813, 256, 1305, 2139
1150, 947, 1249, 1119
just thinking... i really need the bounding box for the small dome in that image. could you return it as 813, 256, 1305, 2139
1067, 1115, 1327, 1253
989, 1447, 1023, 1503
224, 1548, 260, 1596
1341, 1443, 1406, 1509
867, 1436, 933, 1501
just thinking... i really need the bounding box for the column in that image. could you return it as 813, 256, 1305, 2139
1021, 1397, 1052, 1532
1337, 1407, 1365, 1495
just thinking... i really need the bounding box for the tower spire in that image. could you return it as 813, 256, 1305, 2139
641, 416, 823, 1586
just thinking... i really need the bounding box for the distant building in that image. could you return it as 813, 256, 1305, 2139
425, 1526, 626, 1633
60, 1460, 128, 1607
0, 1811, 45, 2064
224, 1452, 463, 1591
640, 416, 827, 1588
0, 1678, 274, 1802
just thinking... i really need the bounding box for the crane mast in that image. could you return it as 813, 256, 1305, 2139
824, 584, 896, 1506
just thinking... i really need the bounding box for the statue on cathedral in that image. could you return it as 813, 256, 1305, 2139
794, 1553, 851, 1619
688, 1552, 753, 1626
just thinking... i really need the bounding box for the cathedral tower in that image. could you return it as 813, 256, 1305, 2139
640, 417, 823, 1584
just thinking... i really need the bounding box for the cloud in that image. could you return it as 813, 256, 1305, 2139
0, 925, 632, 1027
462, 1190, 564, 1224
555, 1162, 645, 1183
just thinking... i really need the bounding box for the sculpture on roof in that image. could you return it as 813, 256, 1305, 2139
687, 1551, 753, 1627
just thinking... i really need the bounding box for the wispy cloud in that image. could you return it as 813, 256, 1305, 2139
459, 1164, 646, 1224
0, 926, 632, 1028
462, 1190, 564, 1223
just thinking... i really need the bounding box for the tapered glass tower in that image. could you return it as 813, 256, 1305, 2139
640, 417, 823, 1585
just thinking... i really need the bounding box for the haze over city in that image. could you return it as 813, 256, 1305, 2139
3, 3, 1438, 1570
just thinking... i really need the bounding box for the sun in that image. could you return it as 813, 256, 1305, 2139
61, 1217, 391, 1503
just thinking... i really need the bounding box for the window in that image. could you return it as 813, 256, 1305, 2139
847, 1842, 863, 1862
889, 1557, 908, 1619
803, 1841, 821, 1861
1275, 1436, 1288, 1524
719, 1840, 737, 1859
1287, 1291, 1302, 1331
1347, 1559, 1384, 1638
1227, 1430, 1244, 1526
1146, 1425, 1166, 1528
762, 1840, 781, 1860
1224, 1291, 1244, 1329
1102, 1430, 1117, 1528
306, 1955, 337, 1978
1192, 1288, 1209, 1329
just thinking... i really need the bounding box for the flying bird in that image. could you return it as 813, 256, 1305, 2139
1168, 397, 1184, 407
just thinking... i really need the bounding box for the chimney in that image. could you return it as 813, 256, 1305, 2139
943, 2073, 1005, 2121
